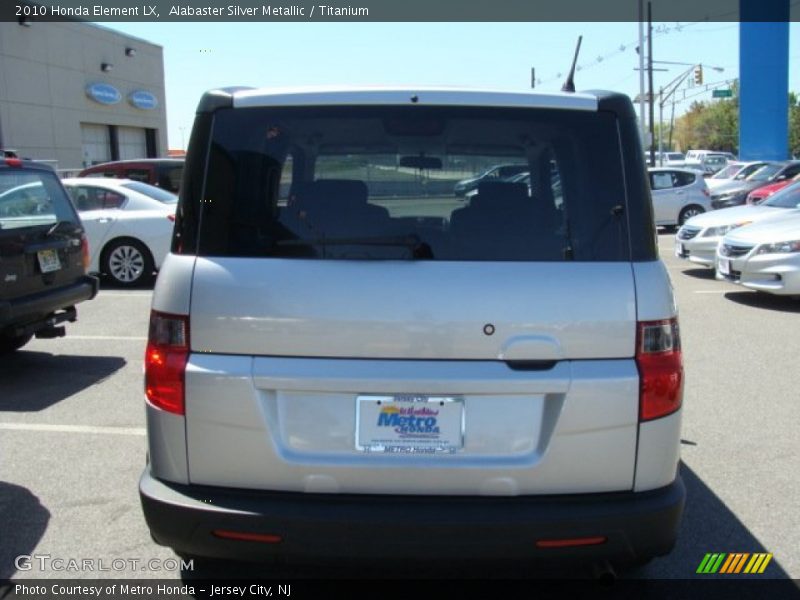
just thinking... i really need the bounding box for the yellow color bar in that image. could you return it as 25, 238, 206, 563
744, 554, 760, 574
758, 554, 773, 574
744, 553, 773, 574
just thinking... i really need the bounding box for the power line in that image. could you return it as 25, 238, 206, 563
535, 21, 712, 87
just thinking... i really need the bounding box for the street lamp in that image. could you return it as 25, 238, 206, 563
656, 64, 725, 162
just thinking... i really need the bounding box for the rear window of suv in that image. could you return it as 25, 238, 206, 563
196, 106, 629, 261
0, 170, 78, 230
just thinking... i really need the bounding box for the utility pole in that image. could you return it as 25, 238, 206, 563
647, 1, 655, 167
658, 87, 664, 160
638, 0, 646, 151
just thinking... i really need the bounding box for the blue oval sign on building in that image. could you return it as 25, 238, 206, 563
86, 83, 122, 105
129, 90, 158, 110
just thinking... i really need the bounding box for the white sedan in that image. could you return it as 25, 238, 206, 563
62, 178, 176, 286
716, 211, 800, 296
675, 181, 800, 267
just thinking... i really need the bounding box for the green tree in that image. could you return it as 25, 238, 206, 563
672, 82, 800, 157
788, 92, 800, 157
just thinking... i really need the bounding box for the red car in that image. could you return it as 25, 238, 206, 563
747, 173, 800, 204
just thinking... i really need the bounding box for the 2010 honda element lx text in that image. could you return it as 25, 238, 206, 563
140, 87, 685, 569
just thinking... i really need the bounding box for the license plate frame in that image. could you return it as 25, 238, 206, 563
37, 248, 61, 273
718, 258, 730, 276
355, 395, 465, 454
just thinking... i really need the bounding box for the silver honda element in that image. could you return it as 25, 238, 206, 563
140, 87, 685, 569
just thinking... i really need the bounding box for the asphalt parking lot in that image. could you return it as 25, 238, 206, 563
1, 232, 798, 582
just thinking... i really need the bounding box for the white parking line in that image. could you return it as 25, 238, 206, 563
98, 292, 153, 297
0, 423, 146, 436
693, 290, 730, 294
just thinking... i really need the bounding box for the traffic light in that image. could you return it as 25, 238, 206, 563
693, 65, 704, 85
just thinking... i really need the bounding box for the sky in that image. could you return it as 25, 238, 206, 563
101, 21, 800, 150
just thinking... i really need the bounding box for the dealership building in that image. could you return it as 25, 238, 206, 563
0, 20, 168, 171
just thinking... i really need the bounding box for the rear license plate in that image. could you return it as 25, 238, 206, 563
718, 258, 730, 276
37, 249, 61, 273
356, 395, 464, 454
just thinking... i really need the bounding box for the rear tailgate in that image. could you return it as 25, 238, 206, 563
182, 258, 639, 495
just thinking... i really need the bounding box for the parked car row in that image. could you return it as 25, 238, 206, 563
709, 161, 800, 209
0, 155, 179, 352
676, 181, 800, 296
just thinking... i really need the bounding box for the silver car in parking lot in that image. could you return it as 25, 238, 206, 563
648, 167, 711, 228
717, 212, 800, 295
676, 181, 800, 267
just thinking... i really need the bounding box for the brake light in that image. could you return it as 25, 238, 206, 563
212, 530, 283, 544
702, 187, 710, 197
80, 234, 90, 272
167, 214, 175, 222
145, 311, 189, 415
3, 158, 22, 167
636, 319, 683, 421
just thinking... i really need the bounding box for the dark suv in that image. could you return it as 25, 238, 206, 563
0, 157, 98, 353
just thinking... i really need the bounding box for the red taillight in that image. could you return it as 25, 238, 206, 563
80, 234, 90, 272
212, 530, 283, 544
636, 319, 683, 421
3, 158, 22, 167
167, 214, 175, 222
145, 311, 189, 415
702, 187, 710, 197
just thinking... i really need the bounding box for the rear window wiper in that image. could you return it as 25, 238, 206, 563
277, 234, 434, 258
43, 220, 73, 238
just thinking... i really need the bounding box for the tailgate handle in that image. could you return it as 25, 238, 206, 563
505, 360, 557, 371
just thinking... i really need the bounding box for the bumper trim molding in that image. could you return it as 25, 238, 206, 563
140, 468, 685, 563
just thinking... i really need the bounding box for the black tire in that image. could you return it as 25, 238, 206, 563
101, 238, 155, 287
678, 205, 705, 226
0, 332, 33, 354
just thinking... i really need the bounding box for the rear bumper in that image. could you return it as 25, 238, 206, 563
140, 468, 685, 564
0, 275, 99, 335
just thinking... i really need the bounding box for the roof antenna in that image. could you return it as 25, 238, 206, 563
561, 35, 583, 93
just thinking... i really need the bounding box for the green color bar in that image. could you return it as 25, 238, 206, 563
710, 553, 727, 573
696, 553, 714, 573
697, 553, 727, 574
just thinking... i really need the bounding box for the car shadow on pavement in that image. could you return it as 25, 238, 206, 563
639, 462, 790, 580
0, 481, 50, 579
98, 274, 156, 291
679, 268, 717, 280
0, 352, 125, 412
723, 291, 800, 313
